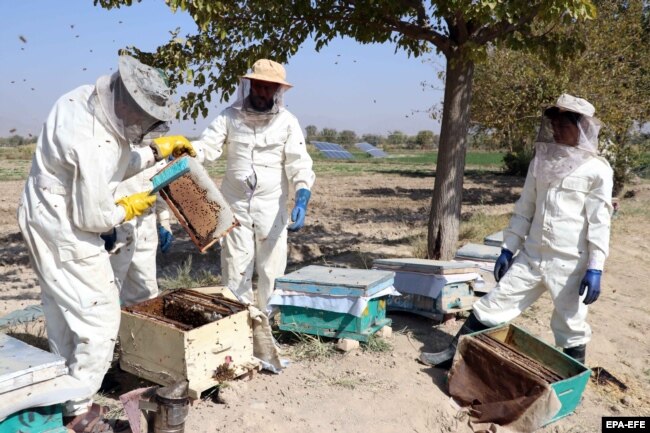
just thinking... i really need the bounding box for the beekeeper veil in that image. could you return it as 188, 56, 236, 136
533, 94, 602, 184
231, 59, 291, 126
94, 55, 178, 144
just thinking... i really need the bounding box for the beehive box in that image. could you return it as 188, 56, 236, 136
275, 266, 393, 342
158, 157, 238, 252
373, 258, 478, 315
118, 287, 258, 399
0, 405, 67, 433
464, 324, 591, 423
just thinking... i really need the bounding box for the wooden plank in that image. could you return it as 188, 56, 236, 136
373, 258, 479, 275
275, 266, 394, 297
0, 334, 67, 394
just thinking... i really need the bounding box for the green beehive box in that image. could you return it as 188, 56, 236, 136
0, 405, 67, 433
472, 324, 591, 423
278, 297, 390, 342
276, 266, 393, 342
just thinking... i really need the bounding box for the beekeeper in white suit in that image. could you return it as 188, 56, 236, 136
420, 94, 613, 367
193, 59, 315, 312
17, 55, 195, 430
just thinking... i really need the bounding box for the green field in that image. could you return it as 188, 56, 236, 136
4, 142, 649, 182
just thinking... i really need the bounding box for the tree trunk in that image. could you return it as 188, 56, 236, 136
427, 53, 475, 260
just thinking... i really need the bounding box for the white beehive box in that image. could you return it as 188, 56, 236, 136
118, 286, 258, 399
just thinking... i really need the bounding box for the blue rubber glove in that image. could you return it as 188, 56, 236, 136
579, 269, 601, 305
288, 189, 311, 232
158, 225, 174, 253
493, 248, 514, 282
100, 228, 117, 252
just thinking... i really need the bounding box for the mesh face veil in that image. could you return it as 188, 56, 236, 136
532, 106, 602, 184
95, 72, 161, 144
231, 78, 288, 127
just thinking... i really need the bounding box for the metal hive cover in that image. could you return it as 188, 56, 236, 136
373, 258, 478, 274
275, 265, 394, 297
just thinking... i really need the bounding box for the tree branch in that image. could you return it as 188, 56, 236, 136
472, 5, 542, 45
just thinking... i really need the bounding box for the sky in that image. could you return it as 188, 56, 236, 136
1, 0, 445, 139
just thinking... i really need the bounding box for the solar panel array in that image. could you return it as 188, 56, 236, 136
354, 142, 389, 158
311, 141, 354, 160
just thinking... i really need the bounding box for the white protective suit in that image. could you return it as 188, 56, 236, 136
17, 85, 158, 415
193, 106, 315, 311
473, 121, 613, 348
110, 160, 170, 306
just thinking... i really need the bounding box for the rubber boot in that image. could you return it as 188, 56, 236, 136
419, 312, 489, 369
563, 344, 586, 364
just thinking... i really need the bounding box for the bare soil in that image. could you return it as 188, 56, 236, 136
1, 170, 649, 433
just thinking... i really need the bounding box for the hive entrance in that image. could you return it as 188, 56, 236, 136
125, 289, 247, 331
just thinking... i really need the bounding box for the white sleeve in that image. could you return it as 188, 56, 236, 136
585, 161, 614, 270
67, 140, 127, 232
284, 116, 315, 191
123, 146, 157, 179
192, 113, 228, 164
502, 165, 537, 253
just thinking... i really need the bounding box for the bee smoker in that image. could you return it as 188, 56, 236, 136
140, 380, 190, 433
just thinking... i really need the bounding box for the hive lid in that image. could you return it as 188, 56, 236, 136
373, 258, 479, 275
455, 243, 501, 262
0, 334, 67, 394
275, 265, 394, 297
483, 230, 504, 247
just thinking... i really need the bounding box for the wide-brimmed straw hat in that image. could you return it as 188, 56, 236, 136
117, 55, 178, 121
553, 93, 595, 118
242, 59, 292, 87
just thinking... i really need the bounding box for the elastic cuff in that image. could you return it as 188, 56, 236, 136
149, 143, 163, 162
588, 248, 606, 270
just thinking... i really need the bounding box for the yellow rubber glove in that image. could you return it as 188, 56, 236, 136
116, 191, 157, 221
151, 135, 196, 160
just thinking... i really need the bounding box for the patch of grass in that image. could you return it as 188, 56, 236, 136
286, 332, 336, 361
459, 212, 511, 244
362, 334, 392, 352
309, 150, 505, 176
329, 377, 359, 389
158, 256, 221, 291
410, 232, 428, 258
0, 160, 31, 181
5, 319, 49, 350
0, 144, 35, 160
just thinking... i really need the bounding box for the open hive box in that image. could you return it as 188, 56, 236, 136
157, 157, 238, 252
118, 287, 258, 399
450, 324, 591, 426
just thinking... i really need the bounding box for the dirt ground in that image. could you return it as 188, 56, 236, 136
1, 169, 649, 433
